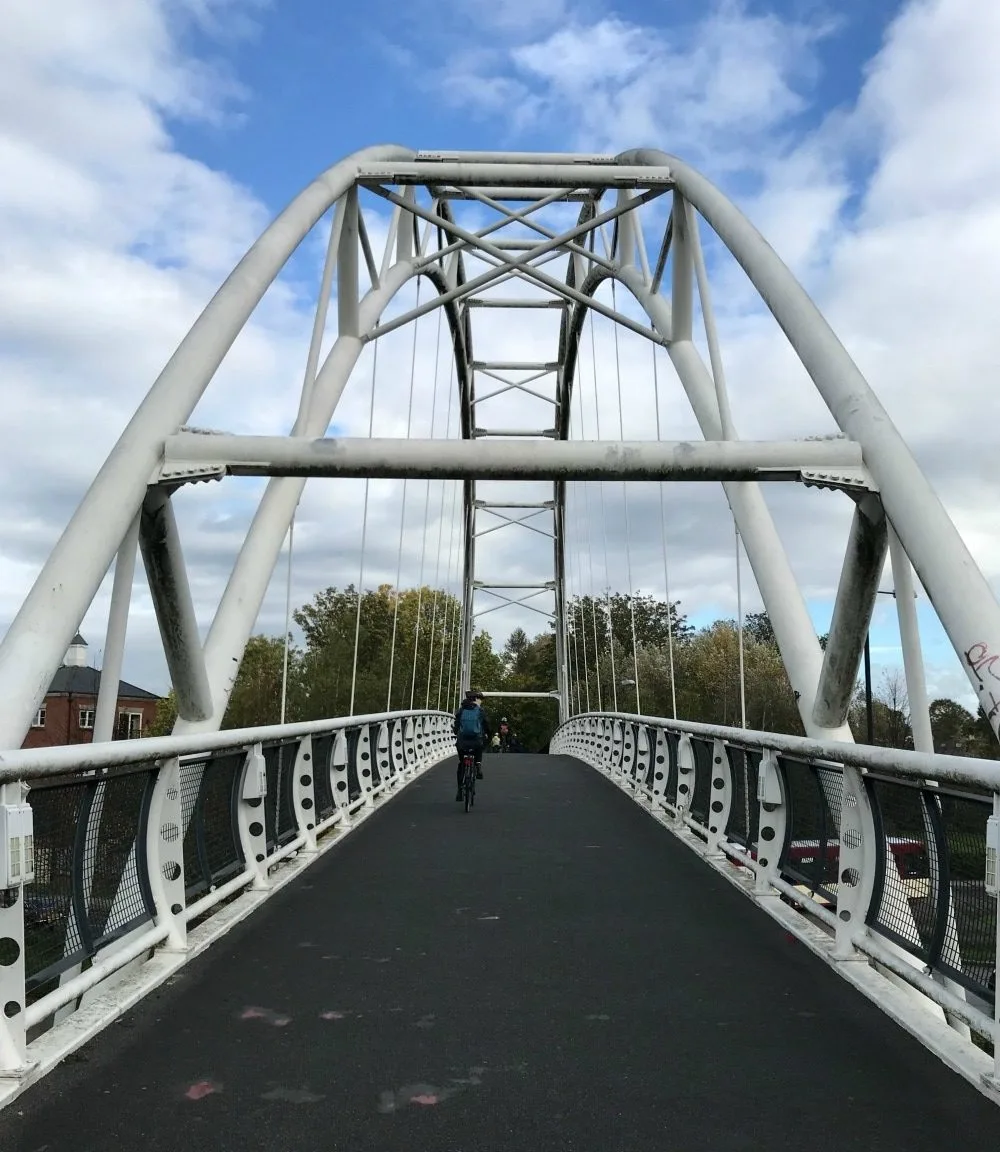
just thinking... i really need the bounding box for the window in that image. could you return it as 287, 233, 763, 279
79, 709, 95, 729
31, 706, 46, 728
117, 710, 143, 739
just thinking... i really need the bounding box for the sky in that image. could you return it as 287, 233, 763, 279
2, 0, 999, 720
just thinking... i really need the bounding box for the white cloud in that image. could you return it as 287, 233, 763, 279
5, 0, 1000, 733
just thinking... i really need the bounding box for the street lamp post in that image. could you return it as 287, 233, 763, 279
863, 587, 917, 745
863, 632, 874, 744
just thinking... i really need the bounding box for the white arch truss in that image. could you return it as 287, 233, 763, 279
1, 146, 998, 752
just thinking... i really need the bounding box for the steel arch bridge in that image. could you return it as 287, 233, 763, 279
0, 145, 998, 756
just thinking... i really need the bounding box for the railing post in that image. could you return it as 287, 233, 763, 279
651, 727, 669, 810
0, 780, 33, 1078
833, 764, 878, 960
331, 731, 351, 829
375, 723, 392, 790
291, 736, 318, 852
706, 738, 733, 857
675, 734, 695, 822
144, 757, 188, 952
620, 722, 635, 787
356, 726, 374, 807
754, 749, 786, 896
601, 718, 614, 771
390, 720, 407, 778
403, 718, 417, 774
992, 792, 1000, 1088
612, 721, 625, 777
237, 743, 271, 890
634, 726, 650, 801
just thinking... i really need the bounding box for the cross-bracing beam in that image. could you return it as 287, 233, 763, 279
160, 434, 865, 482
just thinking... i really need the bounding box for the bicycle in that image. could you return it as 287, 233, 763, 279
461, 750, 476, 811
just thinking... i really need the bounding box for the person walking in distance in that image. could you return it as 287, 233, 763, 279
453, 689, 492, 801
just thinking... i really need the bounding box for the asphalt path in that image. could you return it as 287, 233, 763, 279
3, 752, 1000, 1150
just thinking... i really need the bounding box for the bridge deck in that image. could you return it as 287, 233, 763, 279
3, 753, 1000, 1150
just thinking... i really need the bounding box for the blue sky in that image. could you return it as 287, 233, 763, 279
173, 0, 899, 211
3, 0, 1000, 721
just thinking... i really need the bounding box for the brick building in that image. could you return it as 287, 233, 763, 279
21, 634, 162, 749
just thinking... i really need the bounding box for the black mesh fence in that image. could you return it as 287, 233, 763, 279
263, 742, 298, 851
24, 765, 156, 1004
663, 731, 679, 806
866, 777, 936, 958
23, 778, 84, 1001
867, 778, 994, 1002
181, 753, 245, 901
936, 788, 994, 999
637, 726, 655, 790
312, 734, 337, 821
726, 746, 761, 851
688, 737, 714, 829
346, 728, 362, 803
778, 758, 842, 906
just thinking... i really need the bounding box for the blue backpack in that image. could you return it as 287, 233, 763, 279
457, 704, 484, 739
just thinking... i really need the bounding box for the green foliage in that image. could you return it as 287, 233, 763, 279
146, 588, 997, 760
146, 691, 178, 737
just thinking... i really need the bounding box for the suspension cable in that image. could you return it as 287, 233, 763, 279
689, 204, 746, 725
386, 279, 423, 710
650, 344, 677, 718
443, 477, 463, 708
582, 315, 602, 711
280, 515, 294, 723
735, 523, 747, 728
611, 281, 642, 714
438, 473, 461, 710
409, 307, 445, 708
426, 357, 456, 708
349, 333, 381, 714
571, 399, 591, 713
589, 310, 618, 712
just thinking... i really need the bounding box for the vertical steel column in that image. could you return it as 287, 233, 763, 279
813, 495, 889, 730
459, 478, 476, 693
552, 479, 569, 724
94, 511, 141, 743
888, 526, 933, 753
139, 487, 213, 723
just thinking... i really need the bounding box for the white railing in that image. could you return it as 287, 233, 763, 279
552, 712, 1000, 1088
0, 709, 454, 1081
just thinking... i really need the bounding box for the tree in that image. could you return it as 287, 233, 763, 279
146, 691, 178, 737
930, 698, 976, 755
470, 630, 505, 694
223, 634, 298, 730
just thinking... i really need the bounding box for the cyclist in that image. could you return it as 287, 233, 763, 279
453, 690, 492, 801
499, 716, 511, 751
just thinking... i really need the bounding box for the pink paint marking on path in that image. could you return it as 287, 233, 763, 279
410, 1094, 440, 1105
240, 1006, 290, 1026
185, 1081, 222, 1101
320, 1011, 347, 1020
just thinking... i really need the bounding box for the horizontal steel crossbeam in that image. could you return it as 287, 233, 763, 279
160, 433, 866, 483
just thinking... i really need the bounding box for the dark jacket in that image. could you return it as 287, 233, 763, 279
453, 701, 492, 744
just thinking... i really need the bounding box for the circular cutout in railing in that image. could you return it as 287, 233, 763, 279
0, 937, 20, 966
4, 999, 20, 1018
162, 861, 181, 883
842, 828, 862, 850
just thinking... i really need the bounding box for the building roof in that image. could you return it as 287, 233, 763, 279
47, 665, 161, 701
